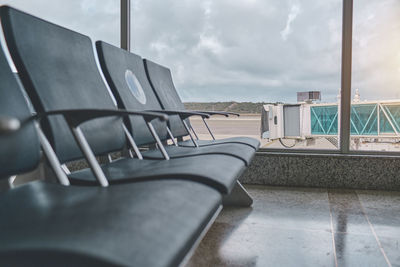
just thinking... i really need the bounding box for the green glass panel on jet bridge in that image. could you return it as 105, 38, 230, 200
311, 105, 338, 135
350, 104, 378, 135
311, 103, 400, 136
380, 104, 400, 133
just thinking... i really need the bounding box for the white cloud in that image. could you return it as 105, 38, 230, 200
197, 34, 223, 55
280, 2, 301, 41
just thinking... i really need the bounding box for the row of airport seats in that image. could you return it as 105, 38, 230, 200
0, 6, 259, 266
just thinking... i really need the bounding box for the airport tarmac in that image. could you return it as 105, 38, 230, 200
188, 115, 337, 150
188, 115, 269, 147
189, 115, 400, 151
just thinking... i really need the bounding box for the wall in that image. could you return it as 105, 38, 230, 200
241, 152, 400, 191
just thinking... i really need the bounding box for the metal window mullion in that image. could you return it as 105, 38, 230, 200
339, 0, 353, 153
121, 0, 131, 51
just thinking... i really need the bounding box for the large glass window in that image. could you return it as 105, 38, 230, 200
351, 0, 400, 152
0, 0, 120, 46
132, 0, 342, 150
4, 0, 396, 154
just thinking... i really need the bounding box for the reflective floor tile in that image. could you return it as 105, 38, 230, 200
217, 185, 331, 232
378, 236, 400, 266
334, 232, 389, 267
328, 189, 372, 235
188, 222, 335, 267
187, 186, 398, 267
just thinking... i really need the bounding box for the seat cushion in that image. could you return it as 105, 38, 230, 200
178, 137, 260, 150
69, 155, 246, 194
0, 180, 221, 267
142, 143, 255, 166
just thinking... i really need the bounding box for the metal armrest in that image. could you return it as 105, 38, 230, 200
192, 110, 240, 117
32, 109, 170, 187
33, 108, 168, 127
146, 109, 210, 119
0, 116, 69, 186
146, 109, 208, 148
0, 116, 20, 135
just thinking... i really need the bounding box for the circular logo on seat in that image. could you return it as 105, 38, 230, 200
125, 70, 146, 104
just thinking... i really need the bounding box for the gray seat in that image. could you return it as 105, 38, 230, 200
143, 58, 261, 150
1, 6, 246, 194
0, 9, 222, 265
179, 137, 261, 150
141, 143, 255, 165
69, 154, 245, 193
96, 41, 256, 166
0, 180, 221, 267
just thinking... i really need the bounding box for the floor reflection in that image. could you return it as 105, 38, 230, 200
187, 186, 399, 267
186, 208, 254, 267
333, 201, 349, 266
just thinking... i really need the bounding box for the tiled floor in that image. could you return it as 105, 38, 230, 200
187, 185, 400, 267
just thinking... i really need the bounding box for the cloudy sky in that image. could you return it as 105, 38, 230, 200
1, 0, 399, 103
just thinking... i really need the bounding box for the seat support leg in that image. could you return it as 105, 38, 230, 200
222, 181, 253, 207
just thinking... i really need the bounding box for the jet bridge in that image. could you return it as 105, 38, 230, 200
261, 100, 400, 150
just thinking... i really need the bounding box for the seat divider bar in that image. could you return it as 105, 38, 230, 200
70, 126, 109, 187
146, 122, 170, 160
60, 164, 71, 175
122, 124, 143, 159
35, 123, 70, 186
190, 124, 200, 140
182, 120, 199, 147
166, 126, 178, 146
202, 117, 216, 140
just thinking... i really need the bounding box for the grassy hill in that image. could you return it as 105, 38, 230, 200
184, 101, 281, 114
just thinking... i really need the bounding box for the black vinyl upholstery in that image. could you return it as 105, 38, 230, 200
0, 179, 221, 267
144, 58, 190, 137
96, 41, 168, 146
97, 41, 190, 141
179, 137, 261, 150
0, 34, 40, 179
96, 41, 256, 165
0, 8, 223, 264
0, 6, 126, 163
69, 154, 245, 194
0, 6, 246, 194
142, 143, 255, 166
144, 59, 261, 150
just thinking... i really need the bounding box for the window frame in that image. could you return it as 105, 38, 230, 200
124, 0, 399, 156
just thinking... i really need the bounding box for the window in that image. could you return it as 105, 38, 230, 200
131, 0, 343, 150
351, 0, 400, 152
0, 0, 120, 46
0, 0, 120, 105
4, 0, 397, 155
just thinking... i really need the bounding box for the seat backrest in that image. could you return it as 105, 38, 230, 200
96, 41, 168, 145
143, 59, 190, 138
0, 41, 40, 179
0, 6, 126, 163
